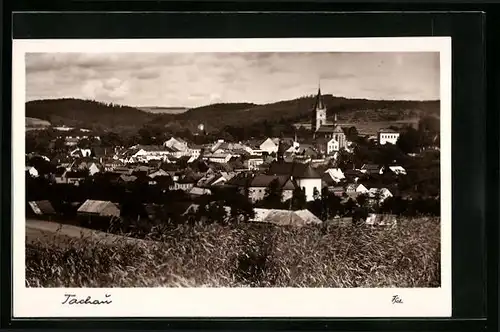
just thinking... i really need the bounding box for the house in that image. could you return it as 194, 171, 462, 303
27, 200, 56, 219
171, 176, 197, 191
149, 169, 170, 178
324, 168, 345, 183
267, 162, 322, 201
88, 162, 104, 176
70, 148, 92, 158
368, 187, 393, 202
188, 187, 212, 197
360, 164, 383, 175
55, 170, 88, 186
378, 129, 400, 145
223, 172, 254, 196
250, 208, 322, 227
164, 137, 188, 151
329, 186, 346, 197
245, 156, 264, 170
125, 145, 172, 163
205, 153, 232, 164
77, 199, 121, 229
259, 138, 280, 155
248, 174, 297, 203
385, 166, 407, 175
25, 166, 39, 178
345, 183, 368, 194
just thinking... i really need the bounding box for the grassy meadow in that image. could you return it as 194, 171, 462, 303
26, 217, 440, 288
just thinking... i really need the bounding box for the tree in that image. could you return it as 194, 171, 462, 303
346, 126, 359, 141
77, 138, 91, 149
261, 179, 283, 209
291, 187, 307, 210
321, 187, 342, 220
101, 131, 123, 148
356, 193, 369, 207
396, 127, 422, 154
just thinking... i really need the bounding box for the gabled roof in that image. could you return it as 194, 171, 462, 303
77, 199, 120, 217
316, 124, 344, 134
251, 208, 322, 226
28, 200, 56, 215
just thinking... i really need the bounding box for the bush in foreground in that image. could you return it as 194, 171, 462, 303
26, 217, 440, 288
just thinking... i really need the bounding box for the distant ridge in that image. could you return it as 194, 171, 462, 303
25, 96, 439, 133
137, 106, 190, 114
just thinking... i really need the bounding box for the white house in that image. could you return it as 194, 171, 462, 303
259, 138, 280, 154
387, 166, 407, 175
368, 187, 393, 202
206, 153, 232, 164
378, 129, 400, 145
326, 137, 339, 154
130, 145, 172, 162
26, 166, 39, 177
324, 168, 345, 183
164, 137, 188, 151
295, 166, 323, 202
346, 183, 369, 194
70, 148, 92, 157
88, 163, 102, 176
246, 156, 264, 170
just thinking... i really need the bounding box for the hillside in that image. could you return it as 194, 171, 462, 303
25, 96, 439, 133
164, 95, 439, 131
25, 98, 156, 132
26, 117, 51, 131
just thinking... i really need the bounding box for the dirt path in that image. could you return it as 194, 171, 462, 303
25, 219, 155, 247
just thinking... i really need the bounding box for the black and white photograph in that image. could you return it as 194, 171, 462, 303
13, 38, 451, 317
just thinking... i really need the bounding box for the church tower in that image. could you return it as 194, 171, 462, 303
311, 85, 327, 132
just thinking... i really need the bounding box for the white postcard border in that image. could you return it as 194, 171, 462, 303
12, 37, 452, 318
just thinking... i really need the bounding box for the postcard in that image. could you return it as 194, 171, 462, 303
13, 37, 451, 317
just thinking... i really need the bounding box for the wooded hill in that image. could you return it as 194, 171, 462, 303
26, 96, 439, 133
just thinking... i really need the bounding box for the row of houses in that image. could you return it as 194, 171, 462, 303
28, 199, 397, 227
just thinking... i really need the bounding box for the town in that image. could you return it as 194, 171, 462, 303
25, 87, 440, 236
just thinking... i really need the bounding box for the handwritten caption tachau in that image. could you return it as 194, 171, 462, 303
62, 294, 112, 305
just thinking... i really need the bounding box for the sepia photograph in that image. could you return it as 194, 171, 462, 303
13, 38, 451, 317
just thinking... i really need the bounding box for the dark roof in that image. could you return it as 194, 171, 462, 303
316, 124, 344, 134
268, 162, 321, 179
249, 175, 295, 190
226, 173, 254, 187
28, 200, 56, 215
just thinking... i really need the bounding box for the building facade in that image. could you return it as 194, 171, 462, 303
378, 129, 400, 145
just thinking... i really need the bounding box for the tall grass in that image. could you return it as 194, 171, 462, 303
26, 217, 440, 288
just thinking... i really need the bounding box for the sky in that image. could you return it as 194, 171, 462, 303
26, 52, 440, 108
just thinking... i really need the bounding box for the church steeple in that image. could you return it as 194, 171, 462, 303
314, 82, 325, 111
312, 82, 327, 133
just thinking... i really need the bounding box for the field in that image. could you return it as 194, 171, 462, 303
25, 217, 440, 288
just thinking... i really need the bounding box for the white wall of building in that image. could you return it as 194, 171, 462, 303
378, 132, 400, 145
297, 178, 322, 202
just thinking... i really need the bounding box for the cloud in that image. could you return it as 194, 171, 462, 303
26, 52, 440, 107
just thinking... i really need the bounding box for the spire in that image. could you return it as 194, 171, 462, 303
314, 84, 325, 110
334, 113, 338, 124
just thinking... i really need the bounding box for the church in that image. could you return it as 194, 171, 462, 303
310, 86, 347, 152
